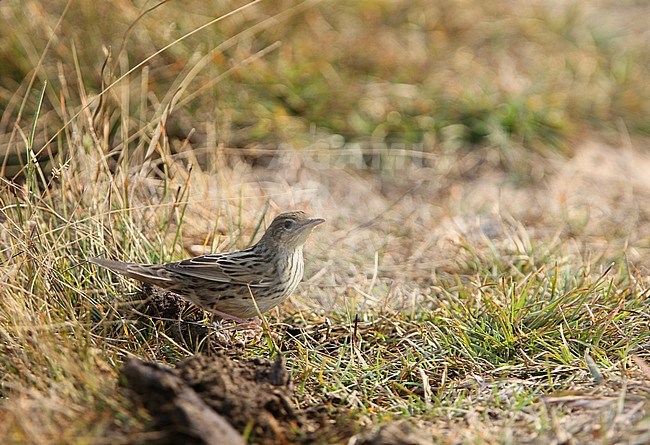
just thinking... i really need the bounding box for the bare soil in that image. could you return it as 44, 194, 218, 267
121, 350, 421, 445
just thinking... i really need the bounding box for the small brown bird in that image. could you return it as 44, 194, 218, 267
90, 211, 324, 322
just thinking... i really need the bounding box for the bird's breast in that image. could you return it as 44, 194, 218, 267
276, 249, 304, 296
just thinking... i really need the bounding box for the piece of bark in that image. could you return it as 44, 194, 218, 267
121, 357, 245, 445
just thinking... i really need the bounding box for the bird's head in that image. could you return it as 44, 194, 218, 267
258, 211, 325, 251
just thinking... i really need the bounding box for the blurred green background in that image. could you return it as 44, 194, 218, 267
1, 0, 648, 175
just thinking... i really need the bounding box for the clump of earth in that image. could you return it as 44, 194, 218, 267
122, 353, 303, 444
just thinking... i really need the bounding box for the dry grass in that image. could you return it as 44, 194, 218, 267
0, 0, 649, 443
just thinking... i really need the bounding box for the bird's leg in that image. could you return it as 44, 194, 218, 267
230, 319, 263, 332
241, 317, 262, 328
203, 307, 247, 323
203, 307, 263, 332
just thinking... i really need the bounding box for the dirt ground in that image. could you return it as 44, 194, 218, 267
177, 139, 650, 314
122, 287, 441, 445
121, 339, 428, 445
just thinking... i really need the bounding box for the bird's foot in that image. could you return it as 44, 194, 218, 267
231, 317, 263, 331
210, 318, 262, 333
205, 307, 262, 331
203, 307, 268, 331
204, 307, 248, 323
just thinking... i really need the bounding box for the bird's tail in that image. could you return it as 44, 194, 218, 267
89, 257, 173, 286
88, 257, 134, 274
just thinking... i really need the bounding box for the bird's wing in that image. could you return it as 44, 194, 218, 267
162, 250, 274, 286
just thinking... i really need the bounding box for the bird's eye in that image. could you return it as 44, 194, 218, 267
283, 220, 294, 229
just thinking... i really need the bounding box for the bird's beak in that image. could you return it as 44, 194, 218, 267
305, 217, 325, 227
